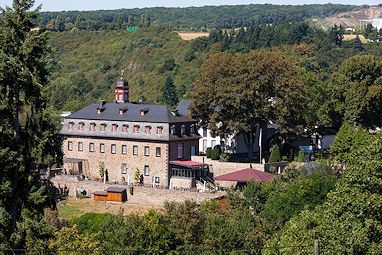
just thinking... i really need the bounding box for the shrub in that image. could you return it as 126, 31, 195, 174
219, 153, 230, 162
211, 145, 222, 160
206, 147, 212, 158
74, 213, 113, 235
297, 150, 305, 162
268, 144, 281, 163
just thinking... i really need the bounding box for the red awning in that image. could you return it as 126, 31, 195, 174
214, 168, 276, 183
170, 160, 206, 167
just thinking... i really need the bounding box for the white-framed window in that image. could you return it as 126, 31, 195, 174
144, 146, 150, 156
133, 125, 140, 133
78, 142, 83, 152
90, 122, 96, 131
100, 123, 107, 131
211, 140, 216, 148
177, 143, 184, 159
111, 144, 116, 154
171, 125, 176, 135
121, 163, 127, 174
89, 143, 94, 152
145, 126, 151, 134
68, 141, 73, 151
100, 143, 105, 153
191, 145, 196, 156
133, 145, 138, 155
156, 147, 161, 157
112, 124, 118, 132
190, 124, 195, 133
157, 126, 163, 134
122, 124, 128, 132
154, 176, 160, 184
203, 128, 207, 137
181, 125, 186, 135
144, 165, 150, 176
202, 139, 207, 151
118, 94, 123, 102
122, 145, 127, 155
78, 122, 84, 130
68, 122, 74, 130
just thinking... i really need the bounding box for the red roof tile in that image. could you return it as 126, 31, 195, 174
214, 168, 276, 183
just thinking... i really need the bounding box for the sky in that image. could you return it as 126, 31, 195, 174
1, 0, 380, 12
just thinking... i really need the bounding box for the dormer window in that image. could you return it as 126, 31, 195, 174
190, 124, 195, 133
133, 125, 140, 133
112, 124, 118, 132
100, 123, 107, 131
68, 122, 74, 130
171, 125, 176, 135
181, 125, 186, 135
119, 107, 128, 115
90, 122, 96, 131
145, 126, 151, 134
78, 122, 85, 130
157, 126, 163, 134
122, 124, 129, 132
140, 108, 149, 116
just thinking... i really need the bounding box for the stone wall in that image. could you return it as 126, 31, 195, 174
51, 175, 222, 206
169, 177, 192, 189
191, 155, 265, 177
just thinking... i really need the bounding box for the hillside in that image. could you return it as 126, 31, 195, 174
311, 6, 382, 29
47, 30, 205, 111
39, 4, 357, 31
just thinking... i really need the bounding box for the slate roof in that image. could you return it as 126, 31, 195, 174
67, 102, 195, 123
176, 99, 191, 117
214, 168, 276, 183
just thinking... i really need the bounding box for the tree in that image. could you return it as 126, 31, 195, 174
49, 225, 102, 255
190, 51, 306, 160
264, 132, 382, 255
0, 0, 62, 248
268, 144, 281, 163
353, 35, 363, 51
162, 58, 176, 71
160, 76, 178, 107
319, 55, 382, 129
329, 123, 373, 164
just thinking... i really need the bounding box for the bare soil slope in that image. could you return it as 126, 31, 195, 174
312, 6, 382, 29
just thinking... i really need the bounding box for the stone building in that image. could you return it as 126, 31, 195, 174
60, 75, 200, 188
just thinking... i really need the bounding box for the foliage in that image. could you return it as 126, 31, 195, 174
219, 153, 230, 162
160, 76, 178, 107
73, 213, 113, 235
268, 144, 281, 163
0, 0, 61, 249
134, 168, 141, 183
264, 133, 382, 255
319, 54, 382, 129
330, 123, 374, 164
49, 225, 102, 255
36, 4, 356, 31
205, 147, 212, 158
190, 50, 306, 160
98, 161, 105, 178
211, 145, 222, 160
297, 150, 305, 162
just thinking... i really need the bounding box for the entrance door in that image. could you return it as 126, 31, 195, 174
78, 162, 83, 175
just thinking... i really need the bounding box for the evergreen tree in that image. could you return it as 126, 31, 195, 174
353, 35, 363, 51
160, 76, 178, 107
268, 144, 281, 163
0, 0, 62, 249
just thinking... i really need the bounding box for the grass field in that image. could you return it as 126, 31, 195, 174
57, 197, 162, 220
343, 34, 367, 43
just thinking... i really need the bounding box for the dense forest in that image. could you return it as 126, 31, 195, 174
38, 4, 357, 31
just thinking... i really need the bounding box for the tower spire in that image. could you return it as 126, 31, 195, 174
115, 72, 129, 103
